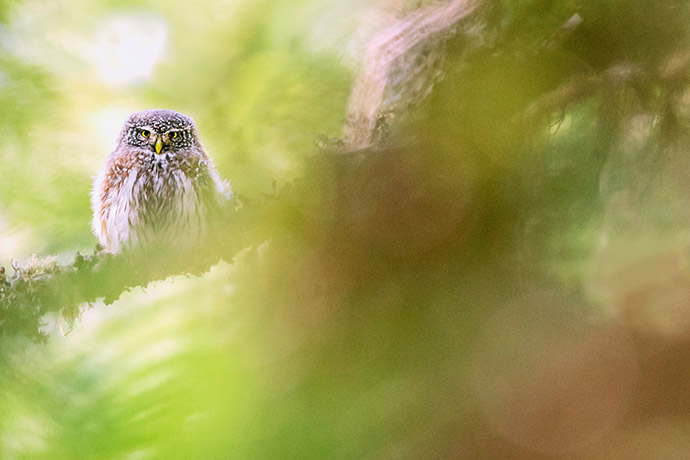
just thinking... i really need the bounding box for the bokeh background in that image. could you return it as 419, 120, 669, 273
4, 0, 690, 459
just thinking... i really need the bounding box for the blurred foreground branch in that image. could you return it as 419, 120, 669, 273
343, 0, 480, 150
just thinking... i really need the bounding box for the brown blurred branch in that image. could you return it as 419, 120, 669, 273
515, 46, 690, 132
516, 63, 645, 128
344, 0, 481, 150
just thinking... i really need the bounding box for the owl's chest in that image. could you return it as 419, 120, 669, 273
111, 158, 204, 222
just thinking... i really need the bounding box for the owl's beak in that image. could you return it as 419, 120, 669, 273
154, 137, 164, 154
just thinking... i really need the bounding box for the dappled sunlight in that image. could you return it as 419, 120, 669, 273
88, 14, 168, 88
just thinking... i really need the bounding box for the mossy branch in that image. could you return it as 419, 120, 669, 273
0, 197, 273, 341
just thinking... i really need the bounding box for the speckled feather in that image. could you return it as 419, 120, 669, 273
91, 109, 231, 253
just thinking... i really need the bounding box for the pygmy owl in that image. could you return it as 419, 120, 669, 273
91, 109, 231, 253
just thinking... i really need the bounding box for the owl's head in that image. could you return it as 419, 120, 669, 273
119, 109, 201, 155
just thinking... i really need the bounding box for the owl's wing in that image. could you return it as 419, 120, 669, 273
90, 168, 109, 247
196, 159, 233, 215
91, 162, 142, 253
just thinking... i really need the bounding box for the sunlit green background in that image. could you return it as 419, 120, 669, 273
4, 0, 690, 458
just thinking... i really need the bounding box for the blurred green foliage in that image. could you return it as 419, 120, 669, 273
4, 0, 690, 459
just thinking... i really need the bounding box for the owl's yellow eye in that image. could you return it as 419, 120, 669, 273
170, 131, 179, 140
140, 129, 150, 138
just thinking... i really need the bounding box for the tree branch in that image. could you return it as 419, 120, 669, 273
0, 198, 271, 341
